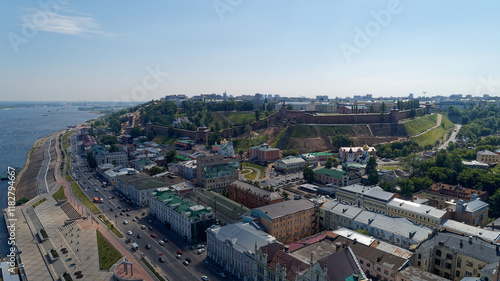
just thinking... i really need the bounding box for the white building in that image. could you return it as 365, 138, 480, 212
206, 223, 279, 281
150, 188, 215, 244
339, 145, 376, 164
176, 160, 197, 180
299, 153, 319, 167
274, 156, 306, 173
115, 171, 166, 207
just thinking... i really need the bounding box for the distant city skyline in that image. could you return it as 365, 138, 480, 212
2, 1, 500, 101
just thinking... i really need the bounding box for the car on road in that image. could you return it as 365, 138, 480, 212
127, 231, 132, 235
141, 225, 146, 230
185, 257, 192, 263
136, 234, 142, 239
135, 216, 140, 219
148, 226, 153, 230
123, 220, 128, 224
162, 238, 168, 243
159, 257, 165, 263
151, 233, 156, 238
201, 276, 209, 281
159, 240, 165, 246
197, 244, 204, 249
183, 261, 189, 266
197, 248, 205, 254
114, 214, 118, 218
132, 218, 137, 222
145, 244, 151, 249
117, 206, 121, 209
177, 250, 183, 255
176, 255, 182, 259
109, 208, 114, 211
126, 213, 131, 217
220, 272, 227, 278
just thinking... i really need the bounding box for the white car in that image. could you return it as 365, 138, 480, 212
127, 231, 132, 235
201, 276, 209, 281
123, 220, 128, 225
159, 240, 165, 246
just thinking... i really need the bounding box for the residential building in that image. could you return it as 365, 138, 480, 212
248, 143, 280, 163
453, 196, 490, 226
169, 181, 196, 195
190, 189, 250, 226
477, 150, 499, 164
228, 180, 284, 209
313, 168, 361, 187
149, 188, 215, 244
196, 155, 239, 191
396, 266, 449, 281
414, 231, 500, 281
336, 184, 395, 214
425, 183, 488, 205
308, 152, 336, 165
115, 171, 166, 207
295, 248, 368, 281
92, 145, 128, 166
299, 153, 318, 167
207, 223, 279, 281
274, 156, 306, 173
339, 145, 376, 163
291, 230, 409, 281
321, 200, 362, 229
439, 219, 500, 243
343, 162, 367, 175
176, 160, 197, 180
250, 199, 318, 244
387, 198, 449, 229
211, 139, 235, 157
462, 160, 489, 170
353, 210, 433, 249
254, 243, 309, 281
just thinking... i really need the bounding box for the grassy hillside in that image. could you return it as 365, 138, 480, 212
223, 112, 256, 126
404, 115, 437, 136
413, 115, 454, 147
291, 125, 317, 138
319, 126, 354, 136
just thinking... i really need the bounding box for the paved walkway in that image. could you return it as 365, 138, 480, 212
13, 129, 154, 281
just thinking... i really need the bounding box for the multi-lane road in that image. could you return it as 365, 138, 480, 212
69, 132, 228, 281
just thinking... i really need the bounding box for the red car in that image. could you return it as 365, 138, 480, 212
151, 233, 156, 238
177, 250, 182, 255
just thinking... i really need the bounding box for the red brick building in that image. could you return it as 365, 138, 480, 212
427, 183, 488, 202
228, 180, 284, 209
248, 143, 280, 163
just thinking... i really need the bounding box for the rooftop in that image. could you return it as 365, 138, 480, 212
355, 210, 433, 243
231, 180, 284, 201
116, 173, 167, 190
151, 189, 213, 220
323, 202, 363, 220
397, 266, 449, 281
276, 156, 306, 165
339, 184, 395, 202
388, 198, 447, 219
440, 219, 500, 243
251, 199, 315, 220
417, 231, 500, 263
314, 168, 346, 179
477, 150, 498, 156
207, 222, 279, 256
190, 189, 250, 222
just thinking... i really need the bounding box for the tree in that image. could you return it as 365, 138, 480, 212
130, 127, 143, 138
165, 150, 177, 164
101, 135, 118, 145
397, 178, 414, 197
380, 102, 387, 121
282, 191, 289, 199
283, 149, 299, 158
325, 157, 339, 169
86, 152, 97, 169
149, 166, 164, 176
409, 108, 417, 118
255, 109, 261, 121
303, 165, 315, 183
366, 156, 379, 185
109, 144, 119, 153
147, 130, 155, 141
331, 135, 353, 150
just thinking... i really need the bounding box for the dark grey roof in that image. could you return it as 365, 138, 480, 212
253, 199, 315, 219
339, 184, 395, 201
317, 248, 366, 281
231, 180, 284, 201
397, 266, 449, 281
417, 231, 500, 263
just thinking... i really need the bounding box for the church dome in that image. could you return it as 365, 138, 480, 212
363, 144, 369, 150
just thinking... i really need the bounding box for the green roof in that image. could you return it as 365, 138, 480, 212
314, 168, 345, 179
175, 155, 191, 161
176, 139, 195, 144
134, 159, 156, 166
190, 189, 250, 222
152, 189, 213, 219
308, 152, 335, 157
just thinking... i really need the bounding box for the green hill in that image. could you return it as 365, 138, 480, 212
404, 114, 437, 136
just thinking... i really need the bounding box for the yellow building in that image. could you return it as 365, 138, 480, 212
387, 198, 449, 229
335, 184, 395, 214
250, 199, 318, 244
476, 150, 499, 164
414, 232, 499, 281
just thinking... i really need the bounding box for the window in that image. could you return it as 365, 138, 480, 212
446, 253, 452, 260
435, 259, 441, 266
436, 249, 442, 257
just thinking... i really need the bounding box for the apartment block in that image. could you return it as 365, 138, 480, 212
336, 184, 395, 214
387, 198, 450, 229
196, 155, 239, 191
313, 168, 361, 187
248, 143, 280, 163
115, 171, 166, 207
228, 180, 284, 209
477, 150, 499, 164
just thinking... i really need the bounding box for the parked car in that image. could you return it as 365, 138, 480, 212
159, 240, 165, 246
141, 225, 146, 230
183, 261, 189, 266
201, 276, 209, 281
127, 231, 132, 235
151, 233, 156, 238
177, 250, 183, 255
145, 244, 151, 249
159, 257, 165, 263
197, 248, 205, 254
176, 255, 182, 259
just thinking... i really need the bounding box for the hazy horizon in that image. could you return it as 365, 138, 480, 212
2, 1, 500, 101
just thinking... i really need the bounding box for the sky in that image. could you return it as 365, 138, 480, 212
1, 0, 500, 101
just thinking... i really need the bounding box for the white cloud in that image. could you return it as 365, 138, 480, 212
23, 9, 107, 36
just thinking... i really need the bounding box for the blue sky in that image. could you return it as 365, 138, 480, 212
1, 0, 500, 101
